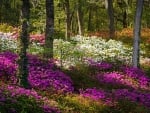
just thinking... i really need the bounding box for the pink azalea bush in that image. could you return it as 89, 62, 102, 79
80, 88, 150, 108
0, 83, 60, 113
0, 52, 74, 93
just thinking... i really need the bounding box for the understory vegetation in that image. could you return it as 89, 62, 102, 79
0, 26, 150, 113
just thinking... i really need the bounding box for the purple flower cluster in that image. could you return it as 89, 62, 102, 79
114, 89, 150, 108
0, 52, 17, 83
97, 71, 150, 90
43, 105, 61, 113
0, 52, 74, 92
27, 55, 74, 92
96, 65, 150, 90
28, 67, 74, 92
5, 85, 43, 100
80, 88, 107, 100
121, 66, 150, 89
80, 88, 150, 108
0, 84, 60, 113
96, 72, 140, 89
80, 88, 114, 106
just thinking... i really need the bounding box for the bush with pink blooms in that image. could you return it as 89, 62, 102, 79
0, 83, 60, 113
0, 50, 150, 112
0, 52, 74, 93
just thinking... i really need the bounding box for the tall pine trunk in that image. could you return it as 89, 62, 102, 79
132, 0, 144, 68
105, 0, 115, 38
18, 0, 30, 88
77, 0, 83, 35
87, 6, 92, 31
64, 0, 71, 40
123, 10, 127, 28
44, 0, 54, 58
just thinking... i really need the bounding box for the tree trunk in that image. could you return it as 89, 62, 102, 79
95, 7, 99, 31
88, 6, 92, 31
64, 0, 71, 40
123, 10, 127, 28
132, 0, 144, 68
44, 0, 54, 58
77, 0, 83, 35
105, 0, 115, 38
18, 0, 30, 88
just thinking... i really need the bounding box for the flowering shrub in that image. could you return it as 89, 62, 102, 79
30, 34, 45, 45
121, 66, 150, 90
0, 84, 60, 113
80, 88, 150, 109
97, 72, 141, 89
0, 32, 19, 52
0, 32, 143, 68
54, 36, 132, 67
79, 88, 113, 106
96, 69, 150, 91
0, 52, 74, 93
80, 88, 108, 100
114, 89, 150, 108
0, 52, 18, 84
116, 28, 150, 38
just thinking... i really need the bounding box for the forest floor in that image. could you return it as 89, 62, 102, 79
0, 28, 150, 113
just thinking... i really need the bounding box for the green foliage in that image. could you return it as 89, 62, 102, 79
30, 0, 46, 34
0, 0, 150, 34
53, 93, 150, 113
116, 99, 150, 113
55, 94, 110, 113
64, 63, 100, 89
0, 23, 14, 32
28, 42, 44, 55
0, 0, 21, 25
0, 95, 44, 113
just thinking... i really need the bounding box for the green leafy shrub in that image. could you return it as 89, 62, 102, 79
0, 23, 14, 33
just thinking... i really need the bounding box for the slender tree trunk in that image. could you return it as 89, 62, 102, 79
44, 0, 54, 58
88, 6, 92, 31
95, 8, 99, 31
123, 10, 127, 28
18, 0, 30, 88
132, 0, 144, 68
0, 5, 1, 23
77, 0, 83, 35
64, 0, 71, 40
105, 0, 115, 38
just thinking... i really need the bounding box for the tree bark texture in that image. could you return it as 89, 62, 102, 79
44, 0, 54, 58
105, 0, 115, 38
77, 0, 83, 35
132, 0, 144, 68
18, 0, 30, 88
64, 0, 71, 40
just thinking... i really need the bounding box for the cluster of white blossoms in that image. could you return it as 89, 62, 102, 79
54, 36, 133, 67
0, 32, 18, 53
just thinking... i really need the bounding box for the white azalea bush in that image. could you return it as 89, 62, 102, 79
53, 39, 77, 67
54, 36, 133, 67
0, 32, 19, 53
